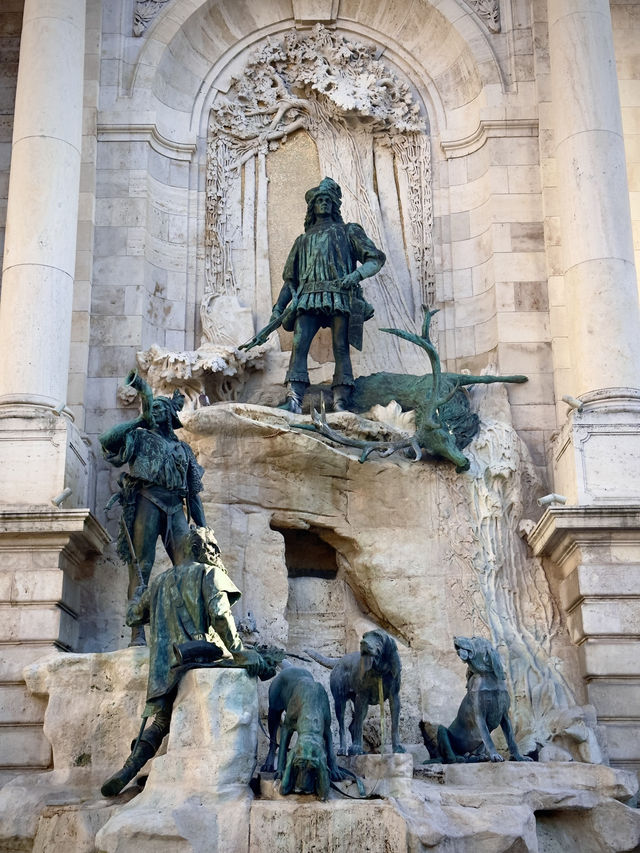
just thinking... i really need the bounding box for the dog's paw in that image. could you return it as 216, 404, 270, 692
348, 745, 364, 756
330, 768, 350, 782
393, 744, 406, 754
512, 754, 533, 762
489, 753, 505, 762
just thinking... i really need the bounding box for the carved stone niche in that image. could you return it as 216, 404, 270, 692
203, 25, 436, 381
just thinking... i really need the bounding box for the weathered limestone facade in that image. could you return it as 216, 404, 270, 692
1, 0, 640, 846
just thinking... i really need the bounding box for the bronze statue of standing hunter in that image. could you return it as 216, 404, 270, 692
241, 176, 386, 414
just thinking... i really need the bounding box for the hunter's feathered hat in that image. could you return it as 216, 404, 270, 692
305, 176, 342, 210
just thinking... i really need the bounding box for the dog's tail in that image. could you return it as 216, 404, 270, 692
305, 648, 340, 669
419, 720, 443, 761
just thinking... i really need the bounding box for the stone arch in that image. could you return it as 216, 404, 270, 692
131, 0, 501, 144
112, 0, 541, 380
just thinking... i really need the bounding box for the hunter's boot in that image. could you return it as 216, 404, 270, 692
283, 381, 307, 414
129, 625, 146, 647
332, 384, 352, 412
101, 737, 156, 797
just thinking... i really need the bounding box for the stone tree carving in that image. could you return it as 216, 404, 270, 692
205, 26, 433, 376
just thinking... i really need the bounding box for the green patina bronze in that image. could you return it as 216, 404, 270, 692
297, 309, 527, 471
241, 176, 386, 413
99, 371, 206, 645
100, 527, 267, 798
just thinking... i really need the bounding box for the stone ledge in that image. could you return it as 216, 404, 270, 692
528, 505, 640, 562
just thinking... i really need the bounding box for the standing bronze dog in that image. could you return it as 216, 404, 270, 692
307, 629, 404, 755
420, 636, 532, 763
260, 666, 348, 799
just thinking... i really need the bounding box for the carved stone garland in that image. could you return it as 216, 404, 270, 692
204, 26, 434, 376
133, 0, 172, 36
465, 0, 501, 34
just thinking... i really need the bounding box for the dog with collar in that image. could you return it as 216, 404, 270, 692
421, 636, 532, 763
308, 629, 404, 756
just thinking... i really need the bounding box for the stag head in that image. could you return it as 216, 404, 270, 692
295, 309, 471, 471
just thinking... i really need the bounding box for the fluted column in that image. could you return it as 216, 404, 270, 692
0, 0, 86, 409
549, 0, 640, 396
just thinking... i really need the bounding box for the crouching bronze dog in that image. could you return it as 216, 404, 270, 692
261, 667, 349, 799
420, 636, 532, 763
307, 629, 404, 755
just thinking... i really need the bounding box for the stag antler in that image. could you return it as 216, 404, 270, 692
379, 308, 460, 430
296, 396, 423, 462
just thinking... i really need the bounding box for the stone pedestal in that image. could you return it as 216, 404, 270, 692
95, 668, 258, 853
528, 506, 640, 776
0, 511, 109, 781
0, 407, 93, 509
250, 800, 408, 853
344, 753, 414, 799
552, 390, 640, 505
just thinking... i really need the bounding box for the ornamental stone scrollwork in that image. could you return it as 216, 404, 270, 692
463, 0, 501, 34
133, 0, 173, 37
205, 25, 434, 376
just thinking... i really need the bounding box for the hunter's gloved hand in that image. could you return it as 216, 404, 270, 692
341, 270, 362, 289
232, 647, 264, 678
269, 305, 283, 323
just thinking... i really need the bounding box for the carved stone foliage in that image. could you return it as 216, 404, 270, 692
119, 343, 265, 410
205, 26, 434, 376
133, 0, 172, 36
464, 0, 501, 33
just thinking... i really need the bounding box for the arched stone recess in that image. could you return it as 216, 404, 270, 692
94, 0, 546, 452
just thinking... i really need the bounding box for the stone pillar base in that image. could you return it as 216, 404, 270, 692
0, 509, 108, 779
553, 389, 640, 504
0, 405, 93, 508
528, 506, 640, 775
96, 668, 258, 853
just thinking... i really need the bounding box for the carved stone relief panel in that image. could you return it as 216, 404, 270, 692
204, 25, 434, 376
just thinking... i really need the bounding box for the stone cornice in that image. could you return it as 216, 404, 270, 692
527, 505, 640, 563
98, 123, 197, 161
440, 118, 538, 158
0, 509, 111, 561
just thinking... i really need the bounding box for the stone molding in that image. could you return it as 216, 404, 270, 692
0, 509, 110, 573
97, 123, 196, 161
551, 390, 640, 505
440, 117, 538, 158
528, 505, 640, 565
0, 509, 109, 779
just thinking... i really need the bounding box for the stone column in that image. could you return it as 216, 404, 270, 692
0, 0, 91, 508
0, 2, 109, 783
549, 0, 640, 396
548, 0, 640, 504
534, 0, 640, 778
